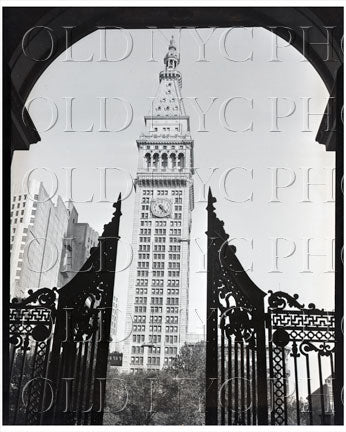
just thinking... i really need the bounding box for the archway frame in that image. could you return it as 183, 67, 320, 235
3, 6, 343, 425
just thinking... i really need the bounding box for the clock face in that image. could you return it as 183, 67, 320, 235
150, 198, 172, 218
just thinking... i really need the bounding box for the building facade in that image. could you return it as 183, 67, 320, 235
10, 181, 99, 298
122, 38, 194, 372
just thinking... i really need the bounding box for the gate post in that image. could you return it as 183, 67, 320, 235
205, 190, 218, 425
254, 303, 268, 425
205, 189, 269, 425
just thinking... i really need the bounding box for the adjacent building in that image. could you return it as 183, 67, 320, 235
122, 37, 194, 372
10, 181, 99, 299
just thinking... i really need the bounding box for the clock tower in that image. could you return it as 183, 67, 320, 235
122, 37, 194, 371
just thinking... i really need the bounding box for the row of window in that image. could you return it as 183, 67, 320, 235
139, 236, 150, 243
10, 209, 25, 217
130, 355, 178, 367
153, 262, 165, 269
145, 142, 184, 149
136, 279, 148, 286
135, 296, 179, 305
153, 253, 164, 260
155, 229, 166, 235
134, 306, 147, 313
140, 229, 183, 238
151, 297, 163, 305
169, 254, 180, 260
135, 287, 180, 296
133, 306, 180, 314
147, 357, 160, 365
152, 277, 164, 285
167, 297, 179, 305
149, 325, 162, 332
133, 315, 146, 323
12, 194, 31, 201
142, 190, 183, 196
149, 335, 161, 343
133, 315, 179, 325
137, 272, 180, 282
166, 316, 179, 324
140, 229, 151, 235
136, 288, 148, 294
140, 219, 181, 227
154, 272, 166, 279
138, 253, 150, 260
152, 288, 163, 295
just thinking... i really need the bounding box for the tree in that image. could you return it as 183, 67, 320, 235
103, 342, 206, 425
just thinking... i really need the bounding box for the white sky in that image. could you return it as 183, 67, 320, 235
11, 28, 335, 343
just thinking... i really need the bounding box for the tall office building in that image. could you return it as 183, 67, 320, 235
10, 181, 99, 298
122, 37, 194, 371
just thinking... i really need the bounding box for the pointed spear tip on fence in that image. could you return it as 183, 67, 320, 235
111, 194, 122, 219
207, 188, 217, 212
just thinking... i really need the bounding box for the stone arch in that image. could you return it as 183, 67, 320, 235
5, 7, 343, 154
177, 152, 185, 170
144, 152, 151, 169
161, 153, 168, 169
152, 153, 159, 170
169, 153, 177, 170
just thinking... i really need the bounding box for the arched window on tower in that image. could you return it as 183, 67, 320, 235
178, 153, 185, 170
162, 153, 168, 170
170, 153, 176, 170
144, 153, 151, 170
153, 153, 159, 170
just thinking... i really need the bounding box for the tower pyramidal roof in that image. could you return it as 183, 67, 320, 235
148, 36, 186, 118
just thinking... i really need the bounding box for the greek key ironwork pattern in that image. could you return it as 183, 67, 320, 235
268, 291, 335, 425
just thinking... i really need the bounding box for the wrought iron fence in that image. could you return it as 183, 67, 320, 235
205, 189, 337, 426
7, 196, 122, 425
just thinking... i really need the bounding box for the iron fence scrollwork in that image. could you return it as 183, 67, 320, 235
206, 189, 337, 426
8, 196, 122, 425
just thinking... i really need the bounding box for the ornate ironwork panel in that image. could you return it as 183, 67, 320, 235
267, 291, 336, 425
205, 189, 268, 425
9, 289, 57, 425
205, 189, 336, 426
8, 196, 122, 425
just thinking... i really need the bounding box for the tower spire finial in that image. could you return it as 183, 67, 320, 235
169, 35, 176, 48
164, 34, 179, 70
